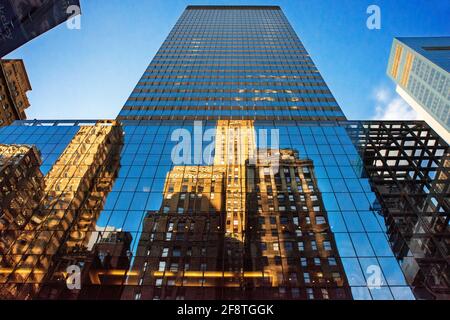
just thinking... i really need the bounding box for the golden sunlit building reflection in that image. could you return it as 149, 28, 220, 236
0, 121, 123, 299
122, 120, 351, 300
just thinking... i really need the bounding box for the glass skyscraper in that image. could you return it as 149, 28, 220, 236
0, 5, 448, 300
118, 5, 345, 122
387, 37, 450, 143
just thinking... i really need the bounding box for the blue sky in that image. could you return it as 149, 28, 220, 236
5, 0, 450, 121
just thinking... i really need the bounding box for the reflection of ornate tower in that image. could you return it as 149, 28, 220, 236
0, 121, 123, 299
123, 120, 256, 300
123, 121, 351, 300
215, 120, 255, 241
122, 165, 227, 300
215, 120, 255, 290
246, 149, 352, 299
0, 145, 44, 299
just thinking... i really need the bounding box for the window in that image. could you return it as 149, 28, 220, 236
162, 247, 169, 257
315, 216, 325, 224
274, 256, 282, 265
332, 272, 342, 282
173, 247, 181, 257
306, 288, 314, 300
285, 242, 293, 251
323, 241, 332, 250
303, 272, 310, 284
322, 289, 329, 299
300, 257, 307, 267
158, 261, 166, 272
328, 257, 337, 266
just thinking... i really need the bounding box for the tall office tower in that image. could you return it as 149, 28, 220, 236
118, 6, 345, 122
0, 0, 81, 57
0, 59, 32, 126
0, 6, 433, 300
387, 37, 450, 143
345, 121, 449, 300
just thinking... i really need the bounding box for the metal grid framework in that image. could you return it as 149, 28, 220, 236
344, 120, 449, 300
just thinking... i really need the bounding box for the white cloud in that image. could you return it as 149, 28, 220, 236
372, 86, 420, 120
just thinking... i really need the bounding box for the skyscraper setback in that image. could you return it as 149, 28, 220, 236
0, 5, 447, 300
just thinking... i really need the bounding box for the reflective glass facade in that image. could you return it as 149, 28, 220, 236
118, 6, 345, 121
1, 6, 447, 300
0, 119, 418, 300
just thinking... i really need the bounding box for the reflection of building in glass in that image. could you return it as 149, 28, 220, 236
37, 229, 132, 300
0, 60, 32, 126
246, 149, 351, 299
123, 121, 350, 300
122, 165, 227, 300
387, 37, 450, 143
0, 144, 44, 299
0, 121, 123, 299
346, 121, 449, 299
